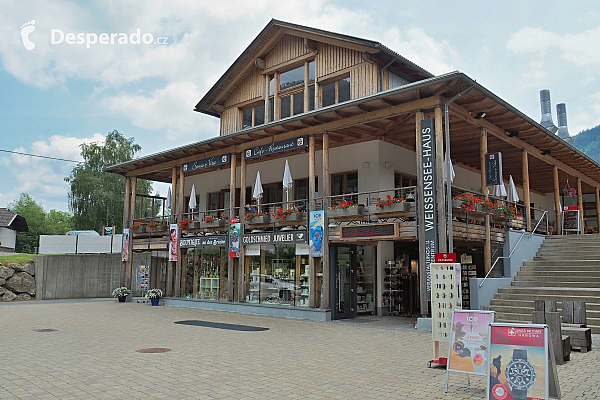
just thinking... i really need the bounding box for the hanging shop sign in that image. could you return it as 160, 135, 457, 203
136, 265, 150, 292
179, 235, 228, 248
436, 252, 457, 263
418, 118, 437, 300
296, 243, 310, 255
244, 244, 261, 256
487, 323, 560, 400
242, 230, 308, 245
309, 210, 324, 257
562, 206, 580, 233
485, 152, 503, 186
244, 136, 307, 159
169, 224, 178, 262
229, 218, 240, 257
340, 223, 399, 240
182, 153, 230, 173
446, 310, 496, 377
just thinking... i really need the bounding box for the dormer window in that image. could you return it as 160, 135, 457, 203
242, 103, 265, 129
321, 73, 350, 107
267, 60, 315, 122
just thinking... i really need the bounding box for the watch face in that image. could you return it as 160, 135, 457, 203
505, 360, 537, 390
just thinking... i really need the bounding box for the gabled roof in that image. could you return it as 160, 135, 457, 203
194, 19, 433, 117
0, 208, 28, 232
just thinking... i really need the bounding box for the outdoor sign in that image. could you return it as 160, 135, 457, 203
562, 206, 580, 233
431, 262, 462, 342
447, 310, 496, 377
419, 118, 437, 299
487, 323, 560, 400
182, 153, 230, 173
436, 252, 457, 263
295, 243, 310, 255
121, 229, 130, 262
179, 235, 227, 248
309, 210, 324, 257
486, 152, 503, 186
340, 223, 398, 240
229, 218, 240, 258
241, 230, 308, 245
244, 136, 307, 159
169, 224, 178, 262
245, 244, 261, 256
103, 226, 115, 236
136, 265, 149, 292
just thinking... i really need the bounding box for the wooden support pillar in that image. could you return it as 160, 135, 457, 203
320, 133, 330, 309
522, 150, 532, 232
415, 111, 428, 317
308, 135, 316, 307
553, 165, 562, 235
239, 154, 246, 302
596, 187, 600, 231
577, 177, 584, 233
171, 167, 178, 222
228, 153, 237, 301
121, 177, 131, 286
434, 106, 447, 252
127, 176, 137, 290
174, 167, 185, 297
480, 128, 491, 274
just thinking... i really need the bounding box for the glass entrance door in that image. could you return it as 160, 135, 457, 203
333, 245, 356, 319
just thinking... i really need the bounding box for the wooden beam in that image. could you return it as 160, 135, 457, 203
522, 150, 532, 231
228, 153, 237, 302
596, 187, 600, 231
254, 57, 265, 70
122, 177, 131, 287
434, 106, 447, 252
449, 102, 600, 189
239, 153, 246, 302
320, 133, 330, 310
553, 165, 561, 235
308, 135, 316, 308
480, 128, 491, 273
127, 177, 137, 291
304, 37, 317, 51
577, 177, 584, 232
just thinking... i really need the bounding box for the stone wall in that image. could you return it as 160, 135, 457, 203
0, 261, 36, 301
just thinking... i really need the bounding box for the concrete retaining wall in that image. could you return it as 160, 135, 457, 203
35, 253, 151, 299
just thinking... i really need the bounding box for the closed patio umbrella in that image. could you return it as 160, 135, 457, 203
507, 175, 519, 203
253, 171, 263, 211
492, 181, 507, 198
188, 184, 197, 212
283, 159, 293, 204
445, 159, 455, 183
166, 187, 172, 210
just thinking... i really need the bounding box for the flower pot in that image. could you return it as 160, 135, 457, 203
150, 298, 160, 306
187, 221, 201, 230
132, 227, 145, 234
275, 212, 304, 224
200, 219, 226, 229
368, 202, 409, 214
328, 205, 365, 218
245, 214, 270, 226
118, 296, 126, 303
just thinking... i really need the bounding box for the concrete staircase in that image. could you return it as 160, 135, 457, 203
489, 234, 600, 333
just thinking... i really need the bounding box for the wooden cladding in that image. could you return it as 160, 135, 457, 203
350, 62, 379, 98
225, 67, 264, 108
315, 42, 363, 78
265, 35, 309, 69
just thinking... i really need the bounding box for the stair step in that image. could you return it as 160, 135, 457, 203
511, 281, 600, 288
523, 260, 600, 266
490, 304, 600, 317
490, 299, 600, 311
517, 270, 600, 276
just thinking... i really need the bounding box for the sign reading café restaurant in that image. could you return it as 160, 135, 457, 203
244, 136, 308, 159
242, 231, 308, 245
182, 153, 230, 173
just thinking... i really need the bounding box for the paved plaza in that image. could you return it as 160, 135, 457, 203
0, 299, 599, 399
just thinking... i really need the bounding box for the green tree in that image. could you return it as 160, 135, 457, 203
65, 130, 152, 233
7, 193, 73, 253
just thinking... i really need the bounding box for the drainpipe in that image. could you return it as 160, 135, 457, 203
380, 57, 397, 91
445, 85, 474, 252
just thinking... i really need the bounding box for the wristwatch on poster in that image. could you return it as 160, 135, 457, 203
505, 349, 537, 400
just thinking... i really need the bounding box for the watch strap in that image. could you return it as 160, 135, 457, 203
512, 387, 528, 399
513, 349, 527, 360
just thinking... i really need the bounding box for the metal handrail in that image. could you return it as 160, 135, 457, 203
479, 210, 548, 287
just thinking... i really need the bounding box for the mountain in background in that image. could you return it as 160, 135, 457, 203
572, 124, 600, 163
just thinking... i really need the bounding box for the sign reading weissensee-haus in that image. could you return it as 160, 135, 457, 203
242, 231, 308, 245
244, 136, 307, 159
179, 235, 228, 248
182, 153, 230, 173
419, 118, 437, 300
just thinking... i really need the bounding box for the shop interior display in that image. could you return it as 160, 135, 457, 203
183, 247, 228, 300
460, 254, 476, 309
356, 248, 374, 314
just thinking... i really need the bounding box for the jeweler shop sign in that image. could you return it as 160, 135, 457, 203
487, 323, 560, 400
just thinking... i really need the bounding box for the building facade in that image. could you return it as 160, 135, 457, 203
107, 20, 600, 320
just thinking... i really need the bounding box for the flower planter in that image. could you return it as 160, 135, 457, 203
245, 215, 271, 226
368, 202, 410, 214
187, 221, 201, 230
200, 219, 226, 229
150, 298, 160, 306
328, 205, 365, 218
132, 227, 145, 234
275, 212, 304, 224
118, 296, 126, 303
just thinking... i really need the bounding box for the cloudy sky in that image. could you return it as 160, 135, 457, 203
2, 0, 600, 212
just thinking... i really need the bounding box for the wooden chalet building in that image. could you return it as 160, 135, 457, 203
107, 20, 600, 320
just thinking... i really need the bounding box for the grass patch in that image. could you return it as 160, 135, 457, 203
0, 254, 35, 264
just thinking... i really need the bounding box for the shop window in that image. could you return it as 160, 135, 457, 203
331, 171, 358, 204
241, 103, 265, 130
394, 172, 417, 198
321, 75, 351, 108
246, 244, 310, 307
182, 247, 228, 300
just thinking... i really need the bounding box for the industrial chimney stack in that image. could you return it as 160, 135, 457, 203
540, 90, 558, 133
556, 103, 574, 144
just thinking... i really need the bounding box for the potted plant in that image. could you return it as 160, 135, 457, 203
200, 214, 226, 229
329, 200, 365, 218
112, 287, 131, 302
368, 195, 408, 214
130, 221, 146, 234
243, 210, 270, 225
178, 218, 190, 230
146, 288, 163, 306
147, 220, 168, 232
273, 208, 303, 223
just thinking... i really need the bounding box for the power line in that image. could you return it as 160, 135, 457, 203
0, 149, 83, 164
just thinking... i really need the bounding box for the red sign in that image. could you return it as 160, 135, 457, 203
229, 251, 239, 258
563, 206, 579, 211
435, 253, 457, 263
230, 217, 239, 224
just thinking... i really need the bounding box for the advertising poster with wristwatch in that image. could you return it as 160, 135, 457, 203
487, 324, 549, 400
447, 310, 495, 376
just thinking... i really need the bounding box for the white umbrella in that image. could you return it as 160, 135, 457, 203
507, 175, 519, 203
188, 184, 197, 211
283, 159, 293, 203
492, 181, 507, 198
444, 159, 455, 183
166, 187, 172, 210
253, 171, 263, 211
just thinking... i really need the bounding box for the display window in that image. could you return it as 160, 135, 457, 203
183, 247, 228, 300
246, 244, 310, 307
